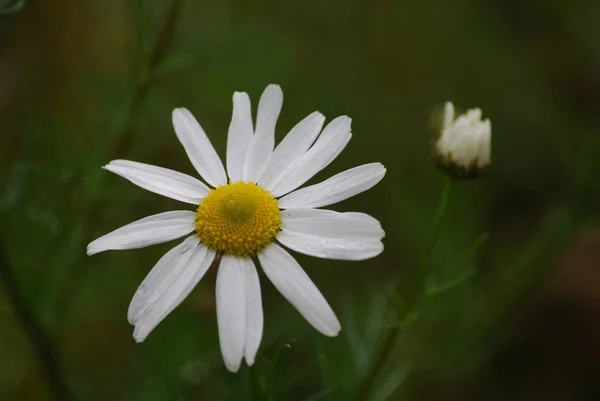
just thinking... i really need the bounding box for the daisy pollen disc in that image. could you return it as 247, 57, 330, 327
195, 181, 281, 257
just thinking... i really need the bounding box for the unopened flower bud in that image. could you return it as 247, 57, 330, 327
434, 102, 491, 178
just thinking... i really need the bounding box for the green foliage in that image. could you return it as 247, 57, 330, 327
1, 0, 599, 400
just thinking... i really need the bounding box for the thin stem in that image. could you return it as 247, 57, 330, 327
354, 178, 455, 401
52, 0, 185, 324
0, 2, 185, 398
112, 0, 185, 156
419, 177, 454, 281
0, 238, 74, 401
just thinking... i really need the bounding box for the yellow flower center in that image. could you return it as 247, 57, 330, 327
195, 181, 281, 257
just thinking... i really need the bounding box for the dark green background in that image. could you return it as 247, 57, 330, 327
1, 1, 600, 400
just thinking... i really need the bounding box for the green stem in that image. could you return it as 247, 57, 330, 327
0, 2, 185, 398
0, 238, 74, 401
51, 0, 185, 325
354, 178, 455, 401
419, 177, 454, 282
111, 0, 185, 156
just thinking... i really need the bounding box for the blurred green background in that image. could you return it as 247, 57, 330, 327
1, 0, 600, 400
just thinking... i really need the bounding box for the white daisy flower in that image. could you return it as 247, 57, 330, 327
87, 84, 386, 372
435, 101, 491, 177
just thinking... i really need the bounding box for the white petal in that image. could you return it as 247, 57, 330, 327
104, 160, 209, 204
478, 120, 492, 167
128, 236, 199, 325
258, 244, 340, 336
87, 211, 196, 255
277, 230, 383, 261
269, 116, 352, 197
443, 101, 455, 130
467, 108, 482, 121
133, 243, 216, 342
281, 209, 385, 239
226, 92, 254, 183
172, 108, 227, 187
243, 259, 263, 366
259, 111, 325, 190
216, 255, 247, 373
242, 84, 283, 183
278, 163, 386, 209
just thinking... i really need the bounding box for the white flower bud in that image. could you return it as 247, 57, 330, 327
434, 102, 492, 178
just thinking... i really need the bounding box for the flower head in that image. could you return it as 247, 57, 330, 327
434, 102, 491, 178
87, 84, 386, 372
